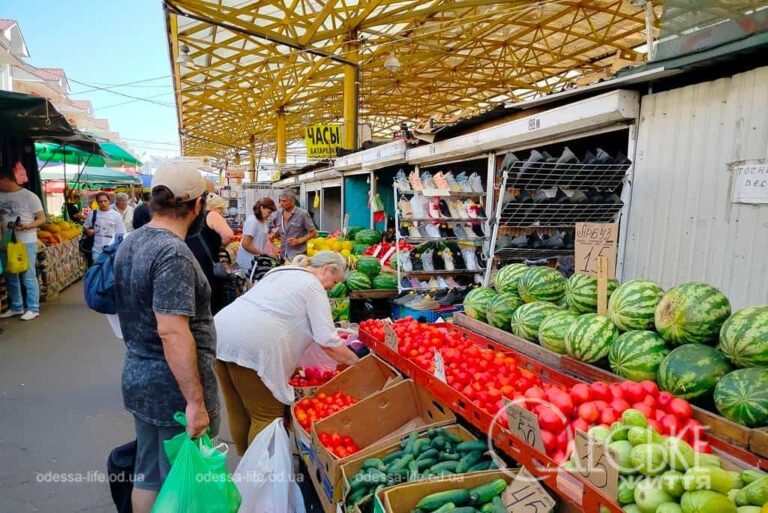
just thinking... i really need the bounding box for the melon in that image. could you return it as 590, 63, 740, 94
493, 264, 528, 294
717, 306, 768, 368
609, 331, 670, 382
485, 292, 524, 331
538, 310, 580, 354
714, 368, 768, 427
463, 287, 498, 322
564, 273, 618, 314
371, 273, 397, 290
517, 266, 566, 303
655, 283, 731, 346
346, 270, 372, 291
657, 344, 732, 401
608, 279, 665, 331
510, 301, 561, 342
564, 313, 619, 363
355, 256, 381, 278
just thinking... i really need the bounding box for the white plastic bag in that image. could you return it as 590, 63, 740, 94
233, 418, 306, 513
297, 342, 338, 372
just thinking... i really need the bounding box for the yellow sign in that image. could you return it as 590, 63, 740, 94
304, 124, 341, 159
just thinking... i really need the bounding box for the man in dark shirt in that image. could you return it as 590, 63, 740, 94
132, 192, 151, 230
114, 163, 218, 513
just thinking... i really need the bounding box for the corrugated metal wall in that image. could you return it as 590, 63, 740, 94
622, 66, 768, 309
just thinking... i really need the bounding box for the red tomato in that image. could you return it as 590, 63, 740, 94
577, 402, 600, 423
654, 409, 667, 422
571, 418, 590, 434
549, 391, 574, 418
660, 414, 682, 436
657, 391, 674, 411
593, 400, 609, 412
552, 450, 567, 464
538, 407, 566, 433
609, 398, 630, 414
647, 419, 662, 434
608, 383, 625, 399
525, 387, 547, 403
631, 402, 654, 419
600, 407, 618, 425
692, 439, 712, 454
640, 380, 660, 397
570, 384, 592, 405
669, 398, 693, 420
680, 419, 703, 443
590, 382, 612, 402
541, 430, 557, 453
622, 381, 645, 404
556, 428, 570, 451
643, 395, 657, 409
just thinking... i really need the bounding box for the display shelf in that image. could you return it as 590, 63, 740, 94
401, 236, 485, 243
504, 160, 630, 190
493, 247, 574, 259
498, 202, 623, 227
405, 217, 488, 222
347, 289, 400, 300
401, 268, 485, 275
397, 187, 486, 198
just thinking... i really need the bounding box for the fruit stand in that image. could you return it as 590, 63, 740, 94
36, 217, 87, 301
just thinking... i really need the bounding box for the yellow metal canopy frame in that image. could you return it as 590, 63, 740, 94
166, 0, 660, 165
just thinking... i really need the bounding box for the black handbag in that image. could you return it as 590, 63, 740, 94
79, 210, 98, 254
107, 440, 136, 513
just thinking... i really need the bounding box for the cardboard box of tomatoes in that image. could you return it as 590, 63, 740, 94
292, 354, 402, 459
310, 379, 456, 504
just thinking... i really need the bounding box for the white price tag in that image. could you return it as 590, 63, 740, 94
433, 350, 446, 383
384, 323, 398, 352
573, 430, 619, 498
505, 400, 545, 453
502, 467, 556, 513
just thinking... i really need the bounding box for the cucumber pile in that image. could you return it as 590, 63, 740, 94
346, 428, 497, 511
413, 478, 509, 512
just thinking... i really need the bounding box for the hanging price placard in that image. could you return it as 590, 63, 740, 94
433, 350, 447, 383
573, 430, 619, 498
505, 400, 545, 452
384, 323, 398, 352
502, 467, 556, 513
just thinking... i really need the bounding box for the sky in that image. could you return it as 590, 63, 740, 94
4, 0, 180, 160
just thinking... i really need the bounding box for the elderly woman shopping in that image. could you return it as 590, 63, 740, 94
214, 250, 358, 454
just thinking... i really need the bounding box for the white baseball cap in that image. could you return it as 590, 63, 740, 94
152, 162, 207, 202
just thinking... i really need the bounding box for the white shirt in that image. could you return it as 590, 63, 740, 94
0, 188, 44, 244
214, 266, 342, 404
113, 205, 135, 232
84, 209, 125, 253
236, 214, 270, 268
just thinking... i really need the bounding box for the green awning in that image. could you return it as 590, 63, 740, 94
39, 165, 141, 185
100, 142, 142, 167
35, 141, 143, 168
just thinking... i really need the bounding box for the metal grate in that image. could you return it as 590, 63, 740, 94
499, 202, 623, 228
504, 161, 630, 190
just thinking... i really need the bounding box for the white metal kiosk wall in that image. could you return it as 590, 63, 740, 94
298, 168, 343, 233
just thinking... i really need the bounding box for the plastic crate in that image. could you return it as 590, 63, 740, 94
391, 303, 463, 322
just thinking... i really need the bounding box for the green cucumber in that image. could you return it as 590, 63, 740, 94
480, 503, 494, 513
468, 460, 493, 472
433, 503, 457, 513
440, 452, 461, 461
418, 448, 440, 461
741, 470, 768, 485
416, 458, 439, 471
456, 440, 487, 453
450, 508, 481, 513
416, 489, 471, 510
382, 449, 406, 464
469, 479, 508, 505
431, 436, 447, 449
436, 469, 456, 477
457, 451, 485, 473
697, 453, 722, 468
404, 432, 419, 454
491, 496, 506, 513
361, 458, 386, 472
345, 485, 370, 507
435, 428, 463, 444
387, 454, 414, 473
408, 460, 420, 481
413, 438, 431, 456
349, 468, 387, 493
745, 476, 768, 506
430, 461, 460, 473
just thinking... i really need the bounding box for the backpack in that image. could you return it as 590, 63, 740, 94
84, 234, 124, 314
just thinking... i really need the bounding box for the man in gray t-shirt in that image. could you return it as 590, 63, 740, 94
113, 162, 218, 513
271, 190, 317, 261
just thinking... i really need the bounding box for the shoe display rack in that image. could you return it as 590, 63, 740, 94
486, 146, 630, 277
392, 169, 491, 292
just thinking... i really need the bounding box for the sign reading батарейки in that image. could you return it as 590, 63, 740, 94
730, 160, 768, 205
304, 124, 341, 159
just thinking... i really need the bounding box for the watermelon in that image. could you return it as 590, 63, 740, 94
371, 273, 397, 290
714, 368, 768, 427
347, 225, 366, 239
353, 229, 382, 245
657, 344, 732, 401
356, 256, 381, 278
486, 292, 524, 331
564, 314, 619, 363
327, 282, 348, 298
352, 244, 370, 255
346, 270, 372, 291
655, 283, 731, 346
517, 266, 566, 303
538, 310, 580, 354
717, 306, 768, 368
608, 279, 665, 331
564, 273, 619, 314
494, 264, 528, 294
510, 301, 561, 342
463, 287, 498, 322
608, 330, 670, 382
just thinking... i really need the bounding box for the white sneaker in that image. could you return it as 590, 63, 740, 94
20, 311, 39, 321
443, 249, 455, 270
0, 309, 23, 318
462, 247, 479, 270
410, 195, 428, 219
408, 224, 421, 238
437, 277, 450, 288
425, 223, 441, 238
468, 172, 484, 193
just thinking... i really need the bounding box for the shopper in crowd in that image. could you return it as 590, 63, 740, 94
214, 250, 358, 454
113, 162, 218, 513
113, 192, 135, 233
83, 192, 126, 258
133, 192, 151, 230
270, 190, 317, 261
0, 173, 45, 321
236, 197, 278, 270
185, 192, 235, 315
64, 189, 85, 224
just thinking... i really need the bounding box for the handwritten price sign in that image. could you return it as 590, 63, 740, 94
502, 467, 556, 513
574, 222, 618, 279
573, 430, 619, 497
505, 401, 545, 452
384, 323, 398, 351
433, 350, 447, 383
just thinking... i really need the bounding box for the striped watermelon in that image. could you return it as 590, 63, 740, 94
517, 266, 566, 304
717, 306, 768, 368
657, 344, 732, 401
356, 256, 382, 277
608, 279, 665, 331
327, 282, 348, 298
486, 292, 524, 331
538, 310, 580, 354
564, 314, 619, 363
655, 283, 731, 346
564, 273, 619, 313
494, 264, 528, 294
372, 273, 397, 289
608, 330, 670, 382
510, 301, 561, 341
714, 368, 768, 427
463, 287, 498, 322
346, 270, 372, 291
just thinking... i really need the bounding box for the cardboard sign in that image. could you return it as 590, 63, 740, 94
502, 467, 556, 513
731, 161, 768, 204
433, 350, 447, 383
384, 323, 398, 352
573, 430, 619, 498
505, 400, 545, 452
574, 222, 618, 279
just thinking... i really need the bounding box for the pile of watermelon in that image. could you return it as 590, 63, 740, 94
346, 256, 398, 291
470, 264, 768, 428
